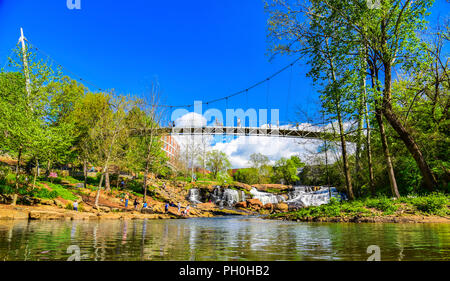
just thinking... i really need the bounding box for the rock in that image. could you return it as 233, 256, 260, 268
263, 203, 274, 210
252, 184, 291, 192
38, 198, 55, 206
246, 199, 263, 209
235, 201, 247, 209
196, 203, 216, 210
99, 206, 111, 213
232, 182, 252, 192
83, 205, 94, 213
53, 199, 65, 208
151, 204, 165, 214
274, 203, 289, 212
29, 211, 66, 220
0, 209, 29, 220
141, 208, 155, 214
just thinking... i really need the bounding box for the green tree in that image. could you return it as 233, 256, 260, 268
248, 153, 271, 183
206, 150, 231, 179
272, 156, 305, 185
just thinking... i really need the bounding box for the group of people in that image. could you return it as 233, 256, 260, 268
122, 193, 191, 217
166, 201, 190, 216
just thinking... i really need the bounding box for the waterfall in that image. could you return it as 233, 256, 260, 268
188, 189, 202, 204
210, 187, 246, 207
188, 185, 343, 209
286, 186, 341, 208
248, 186, 343, 208
249, 188, 284, 205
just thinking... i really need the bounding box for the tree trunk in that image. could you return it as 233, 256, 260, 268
143, 167, 149, 203
12, 147, 22, 206
32, 158, 39, 190
83, 159, 88, 189
370, 68, 400, 198
337, 108, 354, 200
105, 170, 110, 192
363, 89, 375, 195
94, 171, 105, 209
355, 92, 364, 197
376, 105, 400, 198
382, 61, 437, 191
46, 160, 51, 180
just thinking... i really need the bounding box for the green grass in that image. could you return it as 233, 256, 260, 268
42, 182, 78, 201
270, 194, 450, 220
61, 176, 83, 184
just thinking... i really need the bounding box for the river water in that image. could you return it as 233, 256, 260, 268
0, 217, 449, 261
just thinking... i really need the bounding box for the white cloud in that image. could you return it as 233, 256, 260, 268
174, 112, 206, 128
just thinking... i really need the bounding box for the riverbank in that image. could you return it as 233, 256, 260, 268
0, 176, 255, 221
0, 203, 250, 221
268, 194, 450, 223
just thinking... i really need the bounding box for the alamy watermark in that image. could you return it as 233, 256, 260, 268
170, 101, 283, 144
67, 245, 81, 261
367, 245, 381, 261
67, 0, 81, 10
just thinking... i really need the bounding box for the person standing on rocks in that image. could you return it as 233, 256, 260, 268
177, 202, 181, 214
124, 194, 129, 208
134, 198, 138, 210
73, 201, 79, 212
165, 202, 169, 213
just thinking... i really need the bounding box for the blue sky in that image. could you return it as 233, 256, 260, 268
0, 0, 320, 125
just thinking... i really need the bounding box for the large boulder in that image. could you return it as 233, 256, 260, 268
246, 199, 263, 210
274, 203, 289, 212
37, 198, 55, 206
263, 203, 274, 210
235, 201, 247, 209
233, 182, 252, 192
29, 211, 67, 220
252, 184, 291, 193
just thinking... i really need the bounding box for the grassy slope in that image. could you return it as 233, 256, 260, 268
269, 194, 450, 220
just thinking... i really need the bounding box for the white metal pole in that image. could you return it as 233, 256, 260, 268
19, 28, 31, 98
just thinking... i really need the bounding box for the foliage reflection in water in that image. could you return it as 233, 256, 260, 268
0, 217, 449, 261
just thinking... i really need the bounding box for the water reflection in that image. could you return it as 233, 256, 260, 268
0, 217, 449, 261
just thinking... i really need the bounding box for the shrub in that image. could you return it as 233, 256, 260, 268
365, 197, 399, 214
35, 188, 58, 199
411, 193, 449, 214
0, 184, 14, 194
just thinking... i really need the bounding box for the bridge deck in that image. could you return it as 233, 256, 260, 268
156, 126, 344, 140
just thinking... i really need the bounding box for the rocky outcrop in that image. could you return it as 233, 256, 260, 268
235, 201, 247, 209
274, 203, 289, 212
246, 199, 263, 210
29, 211, 67, 220
252, 184, 291, 193
232, 182, 252, 192
0, 208, 29, 220
263, 203, 274, 210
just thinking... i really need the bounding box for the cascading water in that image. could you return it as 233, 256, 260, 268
286, 186, 342, 208
249, 188, 285, 205
209, 186, 246, 207
188, 185, 345, 209
250, 186, 344, 208
188, 189, 202, 204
